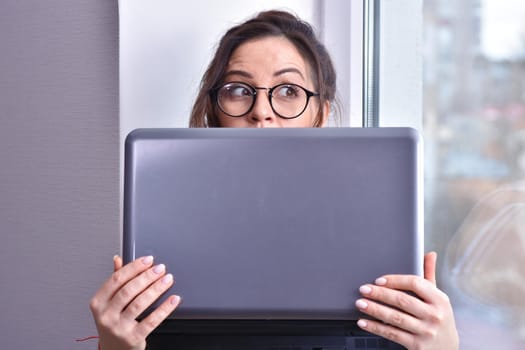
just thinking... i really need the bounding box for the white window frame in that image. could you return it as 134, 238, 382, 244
375, 0, 423, 131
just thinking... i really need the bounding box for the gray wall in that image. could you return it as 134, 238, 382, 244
0, 1, 119, 349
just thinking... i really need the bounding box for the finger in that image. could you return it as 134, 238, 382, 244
424, 252, 437, 285
373, 275, 438, 303
113, 255, 123, 272
357, 318, 413, 349
358, 284, 431, 320
122, 272, 175, 320
96, 256, 155, 304
355, 298, 425, 335
134, 294, 181, 340
109, 263, 168, 313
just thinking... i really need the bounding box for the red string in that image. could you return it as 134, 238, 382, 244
76, 336, 100, 349
76, 336, 100, 342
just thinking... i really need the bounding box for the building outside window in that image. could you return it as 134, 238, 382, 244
423, 0, 525, 347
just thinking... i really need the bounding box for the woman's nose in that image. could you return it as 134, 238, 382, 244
249, 92, 276, 125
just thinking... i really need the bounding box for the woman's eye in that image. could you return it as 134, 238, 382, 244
276, 85, 300, 98
225, 84, 251, 98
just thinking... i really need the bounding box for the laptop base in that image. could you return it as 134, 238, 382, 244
147, 320, 406, 349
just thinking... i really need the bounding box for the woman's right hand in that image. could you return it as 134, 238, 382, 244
90, 256, 181, 350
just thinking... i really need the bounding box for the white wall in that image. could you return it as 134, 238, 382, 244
120, 0, 316, 136
119, 0, 362, 144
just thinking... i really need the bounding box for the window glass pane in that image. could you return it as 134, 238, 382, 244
424, 0, 525, 347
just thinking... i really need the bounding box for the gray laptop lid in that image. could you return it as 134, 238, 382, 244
123, 127, 423, 321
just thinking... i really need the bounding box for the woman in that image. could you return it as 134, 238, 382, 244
90, 10, 459, 350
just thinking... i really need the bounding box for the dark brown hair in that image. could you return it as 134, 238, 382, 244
189, 10, 337, 127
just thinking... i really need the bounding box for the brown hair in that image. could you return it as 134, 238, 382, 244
189, 10, 337, 127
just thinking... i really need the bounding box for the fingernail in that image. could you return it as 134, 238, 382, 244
170, 295, 181, 305
375, 277, 387, 286
113, 255, 119, 261
162, 273, 173, 284
355, 299, 368, 309
357, 319, 368, 328
142, 256, 153, 265
153, 264, 165, 274
359, 285, 372, 294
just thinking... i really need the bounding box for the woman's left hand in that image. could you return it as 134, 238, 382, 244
355, 252, 459, 350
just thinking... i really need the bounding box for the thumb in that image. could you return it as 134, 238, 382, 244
113, 255, 123, 272
424, 251, 437, 285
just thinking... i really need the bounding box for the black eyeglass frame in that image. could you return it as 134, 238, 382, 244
211, 81, 320, 120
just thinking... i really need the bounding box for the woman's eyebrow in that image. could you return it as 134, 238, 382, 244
224, 68, 305, 80
274, 68, 305, 80
223, 70, 253, 79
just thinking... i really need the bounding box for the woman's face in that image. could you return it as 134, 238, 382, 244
217, 36, 328, 128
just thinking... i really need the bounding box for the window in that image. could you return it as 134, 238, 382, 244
423, 0, 525, 347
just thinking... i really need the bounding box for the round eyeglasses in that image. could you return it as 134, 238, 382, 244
212, 81, 320, 119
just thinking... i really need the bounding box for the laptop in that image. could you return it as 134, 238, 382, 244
123, 127, 423, 349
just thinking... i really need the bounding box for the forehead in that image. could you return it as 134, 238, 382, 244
226, 36, 312, 82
